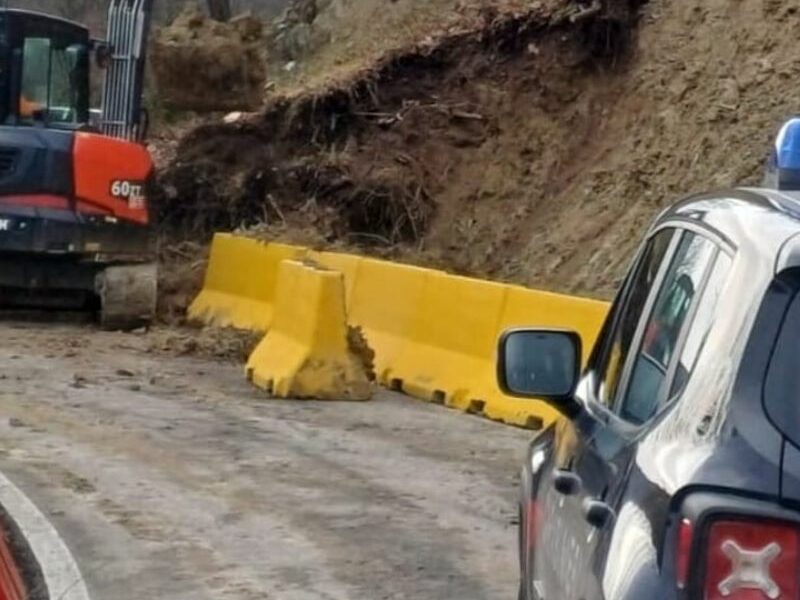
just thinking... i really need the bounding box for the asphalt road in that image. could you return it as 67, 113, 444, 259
0, 322, 531, 600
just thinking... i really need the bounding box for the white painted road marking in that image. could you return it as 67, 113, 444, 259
0, 471, 90, 600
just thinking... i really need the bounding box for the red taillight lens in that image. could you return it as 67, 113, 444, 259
525, 500, 542, 552
676, 518, 694, 589
704, 520, 800, 600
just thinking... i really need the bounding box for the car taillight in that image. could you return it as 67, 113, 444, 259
703, 520, 800, 599
525, 499, 541, 552
676, 518, 694, 589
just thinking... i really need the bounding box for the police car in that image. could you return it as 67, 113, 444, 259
499, 118, 800, 600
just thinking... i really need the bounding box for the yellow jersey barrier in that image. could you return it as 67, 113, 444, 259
308, 250, 364, 308
192, 233, 610, 429
246, 260, 373, 401
347, 258, 435, 384
188, 234, 306, 331
389, 273, 508, 413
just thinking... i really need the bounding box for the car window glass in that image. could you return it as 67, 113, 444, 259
618, 233, 716, 425
597, 228, 675, 407
668, 252, 732, 399
765, 281, 800, 449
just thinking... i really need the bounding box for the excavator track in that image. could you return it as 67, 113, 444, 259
95, 263, 158, 331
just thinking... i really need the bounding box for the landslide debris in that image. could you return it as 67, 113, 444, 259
154, 0, 642, 271
156, 240, 208, 324
146, 325, 263, 362
150, 3, 267, 112
155, 0, 796, 306
348, 325, 376, 383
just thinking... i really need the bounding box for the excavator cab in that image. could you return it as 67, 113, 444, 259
0, 2, 157, 329
1, 10, 91, 127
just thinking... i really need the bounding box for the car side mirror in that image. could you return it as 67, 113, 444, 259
497, 329, 582, 409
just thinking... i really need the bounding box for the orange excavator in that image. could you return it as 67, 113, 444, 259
0, 1, 157, 328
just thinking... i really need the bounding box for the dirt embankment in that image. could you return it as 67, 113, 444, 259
154, 0, 642, 294
154, 0, 798, 306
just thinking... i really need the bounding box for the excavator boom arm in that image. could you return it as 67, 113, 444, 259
101, 0, 154, 141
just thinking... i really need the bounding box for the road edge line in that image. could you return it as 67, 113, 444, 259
0, 471, 90, 600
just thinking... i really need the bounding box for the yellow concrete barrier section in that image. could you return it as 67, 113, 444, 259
246, 261, 373, 401
499, 286, 609, 346
391, 272, 508, 413
345, 259, 435, 384
308, 250, 364, 309
188, 234, 306, 331
191, 234, 611, 428
367, 271, 608, 429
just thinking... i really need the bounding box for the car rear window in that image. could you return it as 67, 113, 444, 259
765, 287, 800, 448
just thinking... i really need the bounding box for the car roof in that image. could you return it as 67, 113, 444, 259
656, 187, 800, 272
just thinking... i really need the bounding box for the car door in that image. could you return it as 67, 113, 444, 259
574, 228, 721, 600
531, 226, 677, 600
532, 226, 723, 600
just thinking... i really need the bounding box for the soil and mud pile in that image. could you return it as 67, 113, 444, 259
150, 3, 267, 112
154, 0, 800, 308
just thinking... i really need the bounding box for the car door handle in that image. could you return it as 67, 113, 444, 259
552, 469, 582, 496
583, 498, 616, 528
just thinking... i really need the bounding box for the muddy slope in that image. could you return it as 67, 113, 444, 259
157, 0, 793, 300
156, 0, 641, 279
511, 0, 797, 297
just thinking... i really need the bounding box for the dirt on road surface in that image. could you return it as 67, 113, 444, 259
0, 322, 529, 600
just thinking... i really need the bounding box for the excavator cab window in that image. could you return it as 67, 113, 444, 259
1, 10, 90, 127
20, 37, 88, 125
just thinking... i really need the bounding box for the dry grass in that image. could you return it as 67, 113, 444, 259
268, 0, 554, 96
